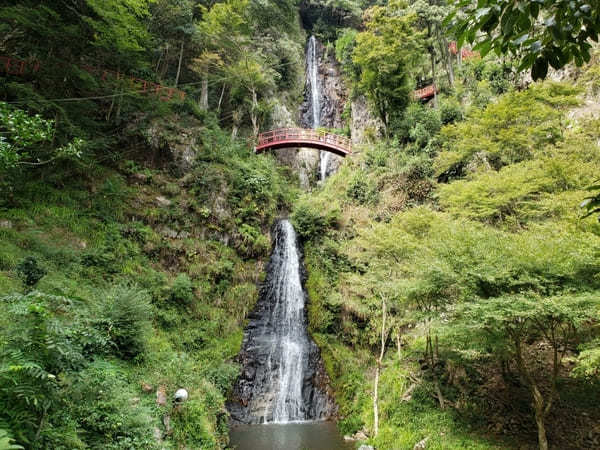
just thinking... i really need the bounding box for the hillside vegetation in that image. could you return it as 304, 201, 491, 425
293, 63, 600, 449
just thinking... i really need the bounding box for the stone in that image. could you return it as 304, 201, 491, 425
174, 388, 189, 403
413, 437, 429, 450
0, 220, 12, 229
141, 382, 153, 393
178, 231, 191, 239
161, 228, 179, 239
131, 172, 148, 183
155, 196, 172, 207
153, 427, 162, 442
163, 414, 171, 434
358, 445, 375, 450
156, 385, 167, 406
354, 430, 368, 440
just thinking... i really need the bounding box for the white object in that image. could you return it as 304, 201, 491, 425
174, 388, 188, 403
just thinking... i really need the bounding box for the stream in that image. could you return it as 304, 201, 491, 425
229, 422, 354, 450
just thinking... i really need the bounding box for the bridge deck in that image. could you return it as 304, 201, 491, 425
255, 128, 352, 157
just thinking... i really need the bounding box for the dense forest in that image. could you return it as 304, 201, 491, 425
1, 0, 599, 449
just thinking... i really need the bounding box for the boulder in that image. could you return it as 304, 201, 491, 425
156, 385, 167, 406
413, 436, 429, 450
155, 196, 172, 207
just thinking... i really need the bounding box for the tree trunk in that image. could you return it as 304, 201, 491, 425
175, 41, 184, 88
438, 35, 454, 87
430, 51, 438, 109
155, 47, 163, 76
160, 42, 170, 79
435, 380, 445, 409
231, 109, 241, 140
373, 360, 380, 437
217, 84, 225, 113
374, 298, 387, 437
515, 337, 550, 450
532, 385, 549, 450
200, 72, 209, 110
396, 330, 402, 361
250, 88, 259, 137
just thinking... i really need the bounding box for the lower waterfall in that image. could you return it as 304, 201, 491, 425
228, 220, 334, 424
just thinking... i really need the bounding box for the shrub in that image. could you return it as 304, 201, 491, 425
236, 224, 270, 258
439, 100, 464, 125
68, 361, 157, 449
291, 203, 339, 242
15, 256, 46, 288
170, 274, 195, 306
96, 285, 152, 360
346, 173, 377, 205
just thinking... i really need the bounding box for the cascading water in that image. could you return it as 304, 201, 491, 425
306, 36, 330, 182
228, 220, 334, 424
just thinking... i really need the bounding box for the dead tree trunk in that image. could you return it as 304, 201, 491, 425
200, 72, 209, 110
250, 87, 259, 137
374, 298, 387, 437
175, 41, 184, 88
217, 84, 225, 113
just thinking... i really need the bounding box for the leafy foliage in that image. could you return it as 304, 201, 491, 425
449, 0, 600, 79
352, 1, 424, 133
15, 257, 46, 288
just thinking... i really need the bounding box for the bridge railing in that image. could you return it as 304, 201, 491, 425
257, 128, 352, 152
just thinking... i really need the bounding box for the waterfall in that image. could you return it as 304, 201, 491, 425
229, 220, 334, 424
306, 36, 330, 182
307, 36, 320, 130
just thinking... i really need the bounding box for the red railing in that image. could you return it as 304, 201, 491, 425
81, 65, 185, 101
256, 128, 352, 154
414, 84, 438, 100
0, 56, 184, 102
448, 42, 480, 60
0, 56, 40, 76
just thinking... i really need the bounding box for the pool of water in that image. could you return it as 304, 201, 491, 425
229, 421, 355, 450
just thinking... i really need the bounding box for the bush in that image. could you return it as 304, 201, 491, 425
69, 361, 157, 450
291, 203, 339, 242
440, 100, 464, 125
96, 285, 152, 360
15, 256, 46, 288
398, 103, 442, 150
170, 274, 195, 306
346, 173, 377, 205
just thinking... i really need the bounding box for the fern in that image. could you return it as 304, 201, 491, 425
0, 429, 23, 450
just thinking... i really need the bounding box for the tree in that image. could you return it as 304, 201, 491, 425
448, 0, 600, 79
149, 0, 197, 86
455, 294, 600, 450
352, 1, 424, 134
411, 0, 455, 95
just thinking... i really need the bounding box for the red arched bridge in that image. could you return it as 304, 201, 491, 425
255, 128, 352, 156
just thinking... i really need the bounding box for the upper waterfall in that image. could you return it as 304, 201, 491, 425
306, 36, 331, 182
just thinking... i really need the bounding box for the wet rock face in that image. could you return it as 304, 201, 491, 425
228, 220, 336, 424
